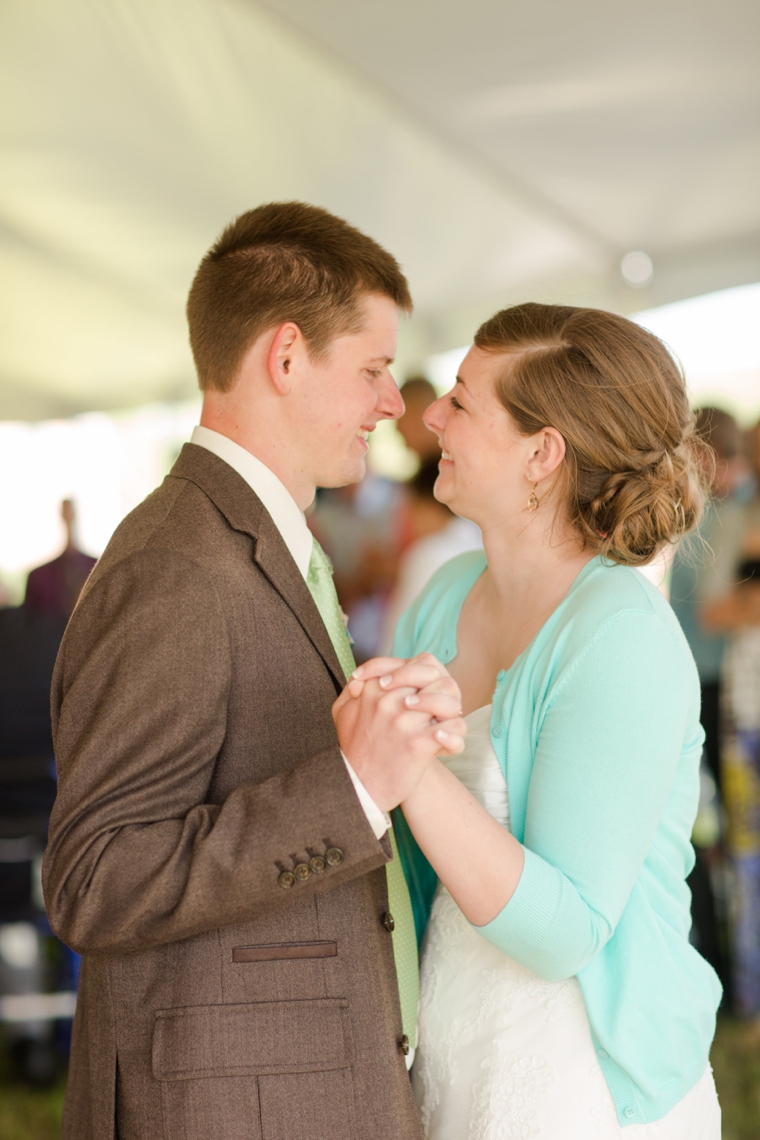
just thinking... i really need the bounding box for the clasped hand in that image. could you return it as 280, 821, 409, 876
332, 653, 467, 813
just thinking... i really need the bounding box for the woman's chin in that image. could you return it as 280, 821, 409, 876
433, 470, 453, 503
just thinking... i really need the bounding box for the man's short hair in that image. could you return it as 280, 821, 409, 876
187, 202, 413, 392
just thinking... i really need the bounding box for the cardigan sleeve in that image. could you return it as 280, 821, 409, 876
476, 609, 703, 981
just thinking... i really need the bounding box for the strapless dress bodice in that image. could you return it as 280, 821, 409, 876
439, 704, 509, 829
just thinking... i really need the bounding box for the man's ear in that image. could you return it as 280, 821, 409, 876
266, 322, 301, 395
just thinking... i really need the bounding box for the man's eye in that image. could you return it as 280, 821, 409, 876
449, 395, 463, 410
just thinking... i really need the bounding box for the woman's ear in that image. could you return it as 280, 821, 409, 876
266, 322, 301, 394
526, 426, 566, 485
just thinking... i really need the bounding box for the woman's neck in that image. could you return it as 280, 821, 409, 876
448, 509, 596, 715
479, 511, 594, 617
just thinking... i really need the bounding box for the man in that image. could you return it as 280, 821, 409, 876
380, 462, 482, 654
671, 406, 748, 793
25, 499, 96, 618
43, 203, 464, 1140
396, 376, 442, 466
670, 405, 747, 1003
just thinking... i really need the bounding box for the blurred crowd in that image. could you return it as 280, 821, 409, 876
0, 500, 93, 1084
2, 383, 760, 1089
671, 407, 760, 1034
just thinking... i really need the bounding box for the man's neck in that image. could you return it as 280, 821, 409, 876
199, 407, 315, 511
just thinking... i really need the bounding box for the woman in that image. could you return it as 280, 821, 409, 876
346, 304, 722, 1137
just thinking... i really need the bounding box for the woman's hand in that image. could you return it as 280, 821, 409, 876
332, 654, 466, 812
335, 652, 466, 751
349, 653, 461, 711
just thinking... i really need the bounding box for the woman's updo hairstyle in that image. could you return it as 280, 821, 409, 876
474, 303, 710, 567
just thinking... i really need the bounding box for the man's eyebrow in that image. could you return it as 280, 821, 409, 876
455, 374, 466, 387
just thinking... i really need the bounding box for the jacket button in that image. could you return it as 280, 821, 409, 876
382, 911, 395, 932
399, 1035, 410, 1056
309, 855, 326, 874
278, 871, 296, 889
325, 847, 344, 866
293, 863, 311, 881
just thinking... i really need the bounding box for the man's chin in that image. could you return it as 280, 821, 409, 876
317, 458, 367, 490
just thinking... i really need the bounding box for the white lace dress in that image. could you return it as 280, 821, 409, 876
411, 705, 721, 1140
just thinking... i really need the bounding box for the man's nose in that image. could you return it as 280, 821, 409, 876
377, 373, 405, 420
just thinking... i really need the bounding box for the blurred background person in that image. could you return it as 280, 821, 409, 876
23, 500, 96, 620
700, 416, 760, 1032
308, 476, 402, 662
719, 552, 760, 1033
310, 374, 444, 660
671, 408, 748, 794
0, 501, 93, 1086
381, 461, 481, 653
0, 601, 69, 1086
396, 376, 442, 468
670, 406, 748, 1002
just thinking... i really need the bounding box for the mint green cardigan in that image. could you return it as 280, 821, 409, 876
393, 552, 721, 1127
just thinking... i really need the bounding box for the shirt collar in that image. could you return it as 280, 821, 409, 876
190, 426, 313, 580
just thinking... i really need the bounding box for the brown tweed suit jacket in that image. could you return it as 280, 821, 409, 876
43, 444, 423, 1140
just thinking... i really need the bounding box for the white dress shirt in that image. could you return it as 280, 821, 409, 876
190, 426, 390, 839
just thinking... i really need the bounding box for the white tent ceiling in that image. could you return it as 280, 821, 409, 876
1, 0, 759, 420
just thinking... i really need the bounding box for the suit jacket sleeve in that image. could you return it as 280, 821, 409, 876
42, 546, 388, 955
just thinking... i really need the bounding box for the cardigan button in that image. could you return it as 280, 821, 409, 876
497, 669, 506, 681
597, 1048, 608, 1060
493, 723, 503, 737
624, 1107, 636, 1119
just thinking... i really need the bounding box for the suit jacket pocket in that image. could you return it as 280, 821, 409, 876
232, 940, 337, 963
152, 998, 353, 1080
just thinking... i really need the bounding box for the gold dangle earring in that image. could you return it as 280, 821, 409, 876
527, 482, 540, 511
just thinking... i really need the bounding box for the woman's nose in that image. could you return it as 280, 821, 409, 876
423, 394, 446, 434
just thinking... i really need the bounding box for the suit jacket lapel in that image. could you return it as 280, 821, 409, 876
169, 444, 346, 692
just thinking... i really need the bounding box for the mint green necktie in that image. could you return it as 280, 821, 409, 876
307, 538, 419, 1052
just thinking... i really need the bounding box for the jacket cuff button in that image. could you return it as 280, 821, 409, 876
293, 863, 311, 881
278, 871, 296, 889
325, 847, 344, 866
309, 855, 327, 874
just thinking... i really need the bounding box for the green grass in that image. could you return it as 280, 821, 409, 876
712, 1016, 760, 1139
0, 1017, 757, 1138
0, 1050, 65, 1140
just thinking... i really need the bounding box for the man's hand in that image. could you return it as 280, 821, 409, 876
333, 654, 466, 812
